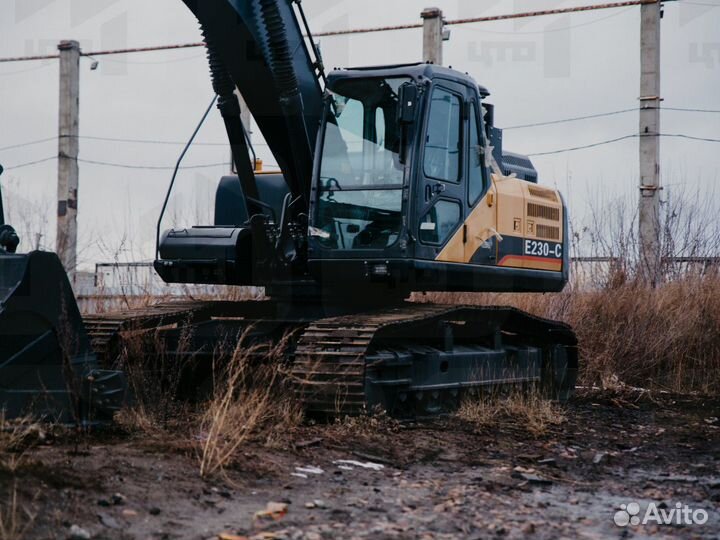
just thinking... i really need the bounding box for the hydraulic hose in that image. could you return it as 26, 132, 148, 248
258, 0, 300, 101
256, 0, 313, 207
199, 21, 262, 218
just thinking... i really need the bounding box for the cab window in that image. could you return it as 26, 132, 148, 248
468, 101, 487, 205
423, 87, 462, 183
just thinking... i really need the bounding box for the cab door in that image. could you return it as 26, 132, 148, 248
433, 96, 498, 266
462, 99, 498, 266
415, 81, 467, 262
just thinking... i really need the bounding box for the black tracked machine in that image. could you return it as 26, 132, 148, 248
2, 0, 578, 419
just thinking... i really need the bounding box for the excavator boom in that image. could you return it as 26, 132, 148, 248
182, 0, 324, 206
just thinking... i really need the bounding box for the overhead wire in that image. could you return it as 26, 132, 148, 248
1, 106, 717, 153
678, 1, 720, 7
0, 0, 670, 63
527, 133, 720, 156
3, 156, 58, 170
3, 132, 718, 169
0, 137, 58, 152
504, 106, 720, 130
76, 157, 229, 170
449, 5, 634, 36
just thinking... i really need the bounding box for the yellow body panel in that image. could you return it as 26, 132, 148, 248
435, 174, 564, 273
436, 185, 497, 263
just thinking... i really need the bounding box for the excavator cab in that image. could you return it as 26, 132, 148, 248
308, 64, 570, 297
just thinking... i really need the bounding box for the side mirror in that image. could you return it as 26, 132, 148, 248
397, 83, 418, 124
397, 84, 418, 165
483, 103, 495, 139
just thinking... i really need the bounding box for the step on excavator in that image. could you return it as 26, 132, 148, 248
2, 0, 578, 420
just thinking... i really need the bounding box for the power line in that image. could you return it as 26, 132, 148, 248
0, 0, 665, 63
663, 106, 720, 113
0, 137, 57, 152
2, 103, 718, 157
4, 132, 717, 170
446, 0, 662, 27
2, 105, 716, 153
316, 0, 662, 37
92, 53, 207, 66
0, 134, 268, 150
4, 156, 57, 170
453, 6, 635, 35
504, 108, 637, 130
504, 106, 720, 130
71, 135, 228, 146
2, 155, 229, 171
527, 134, 638, 156
77, 158, 229, 170
679, 1, 720, 6
527, 132, 720, 156
661, 133, 720, 143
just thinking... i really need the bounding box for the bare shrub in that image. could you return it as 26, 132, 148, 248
0, 483, 35, 540
115, 323, 197, 435
567, 275, 720, 393
457, 389, 566, 437
0, 414, 43, 473
198, 333, 301, 478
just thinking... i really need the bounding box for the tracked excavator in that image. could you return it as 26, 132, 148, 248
2, 0, 578, 420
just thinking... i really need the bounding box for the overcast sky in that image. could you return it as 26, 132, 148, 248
1, 0, 718, 268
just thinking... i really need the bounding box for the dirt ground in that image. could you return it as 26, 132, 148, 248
2, 393, 719, 540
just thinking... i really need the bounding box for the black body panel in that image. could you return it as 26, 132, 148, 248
309, 258, 566, 294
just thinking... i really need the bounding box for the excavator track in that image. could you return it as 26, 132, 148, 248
83, 301, 217, 365
292, 304, 453, 415
292, 303, 578, 416
81, 300, 577, 418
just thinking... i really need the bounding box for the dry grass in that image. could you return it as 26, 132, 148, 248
198, 334, 302, 478
0, 413, 43, 473
331, 407, 401, 438
0, 417, 39, 540
114, 323, 198, 436
112, 321, 302, 478
456, 389, 567, 437
0, 483, 35, 540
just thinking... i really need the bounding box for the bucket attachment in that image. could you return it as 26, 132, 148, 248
0, 250, 126, 424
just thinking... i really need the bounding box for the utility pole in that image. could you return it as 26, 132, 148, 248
57, 40, 80, 284
638, 1, 662, 283
421, 7, 446, 65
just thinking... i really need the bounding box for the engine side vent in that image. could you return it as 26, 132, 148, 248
528, 185, 558, 202
527, 203, 560, 222
536, 224, 560, 240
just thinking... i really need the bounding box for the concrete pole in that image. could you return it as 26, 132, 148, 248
638, 1, 662, 283
422, 7, 444, 65
57, 40, 80, 284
